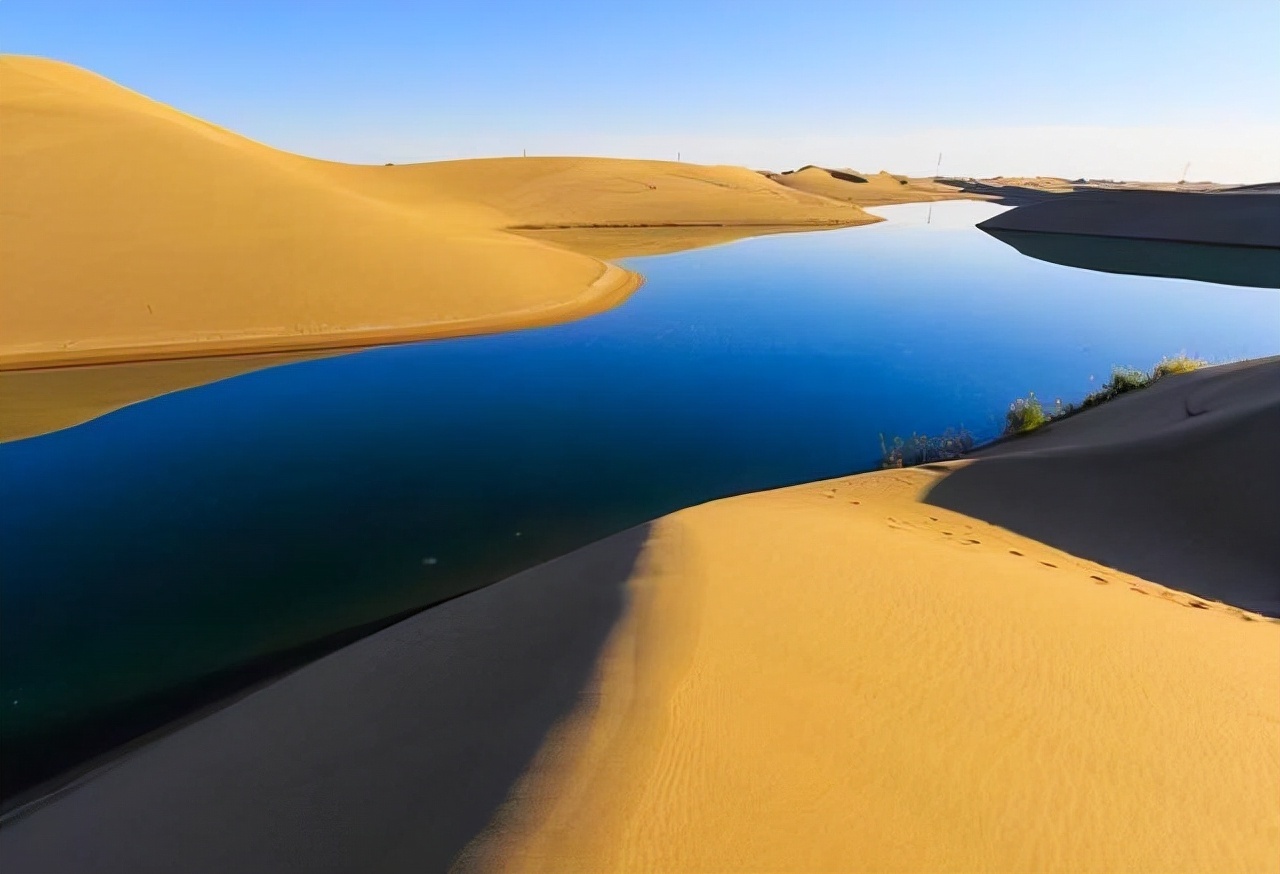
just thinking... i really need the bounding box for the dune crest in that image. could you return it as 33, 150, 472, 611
2, 364, 1276, 872
464, 464, 1279, 873
461, 360, 1280, 872
0, 56, 877, 371
769, 164, 965, 206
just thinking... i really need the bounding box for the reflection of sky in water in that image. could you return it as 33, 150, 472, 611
2, 199, 1277, 783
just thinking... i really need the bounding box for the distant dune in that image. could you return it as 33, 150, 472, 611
978, 188, 1280, 248
768, 164, 966, 206
0, 56, 874, 372
3, 360, 1276, 873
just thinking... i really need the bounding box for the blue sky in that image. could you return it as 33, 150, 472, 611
4, 0, 1278, 180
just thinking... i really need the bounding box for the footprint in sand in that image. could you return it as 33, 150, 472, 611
961, 538, 981, 545
1040, 561, 1057, 568
1130, 587, 1149, 595
1009, 550, 1024, 556
1091, 575, 1109, 585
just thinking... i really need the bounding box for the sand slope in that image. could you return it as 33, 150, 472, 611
770, 165, 966, 206
3, 364, 1276, 872
465, 357, 1280, 871
929, 357, 1280, 616
2, 55, 894, 440
978, 188, 1280, 247
467, 467, 1278, 873
0, 56, 874, 371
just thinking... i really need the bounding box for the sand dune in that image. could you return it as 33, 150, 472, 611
3, 362, 1276, 873
929, 357, 1280, 616
1, 55, 909, 441
769, 164, 966, 206
0, 56, 874, 372
469, 478, 1278, 873
978, 188, 1280, 247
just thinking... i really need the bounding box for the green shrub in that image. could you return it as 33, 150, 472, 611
1004, 391, 1048, 435
876, 353, 1219, 465
1082, 366, 1149, 407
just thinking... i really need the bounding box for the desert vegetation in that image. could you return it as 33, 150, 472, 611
881, 355, 1210, 468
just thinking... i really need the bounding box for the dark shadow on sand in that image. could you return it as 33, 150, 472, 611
924, 359, 1280, 617
0, 525, 651, 874
981, 228, 1280, 288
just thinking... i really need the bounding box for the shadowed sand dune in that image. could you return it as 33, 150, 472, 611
976, 188, 1280, 287
928, 357, 1280, 616
3, 364, 1277, 872
982, 227, 1280, 287
978, 188, 1280, 248
0, 527, 649, 873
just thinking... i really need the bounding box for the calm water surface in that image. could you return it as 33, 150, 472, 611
2, 201, 1277, 796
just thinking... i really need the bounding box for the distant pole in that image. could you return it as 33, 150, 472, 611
678, 151, 681, 162
1180, 161, 1190, 184
523, 148, 526, 158
935, 152, 942, 179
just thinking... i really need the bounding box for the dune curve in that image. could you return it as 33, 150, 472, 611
0, 55, 876, 371
927, 356, 1280, 616
3, 363, 1275, 873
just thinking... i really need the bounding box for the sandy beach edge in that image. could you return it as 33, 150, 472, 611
0, 262, 643, 372
2, 359, 1277, 873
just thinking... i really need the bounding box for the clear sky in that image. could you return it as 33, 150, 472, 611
4, 0, 1278, 181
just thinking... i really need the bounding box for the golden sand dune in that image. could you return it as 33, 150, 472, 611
4, 364, 1274, 872
463, 362, 1280, 872
0, 56, 872, 371
770, 164, 968, 206
1, 55, 902, 441
982, 175, 1076, 191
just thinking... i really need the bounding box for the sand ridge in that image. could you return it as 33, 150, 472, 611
464, 464, 1279, 873
929, 356, 1280, 616
463, 361, 1280, 872
0, 56, 877, 372
2, 364, 1276, 872
769, 164, 969, 206
1, 55, 930, 442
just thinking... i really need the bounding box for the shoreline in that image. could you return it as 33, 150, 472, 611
0, 262, 643, 372
0, 217, 892, 374
2, 359, 1277, 873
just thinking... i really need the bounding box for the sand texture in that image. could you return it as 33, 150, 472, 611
468, 483, 1278, 873
0, 55, 876, 372
1, 55, 918, 442
2, 362, 1276, 873
770, 165, 968, 206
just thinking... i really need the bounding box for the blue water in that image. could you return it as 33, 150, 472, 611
2, 200, 1277, 794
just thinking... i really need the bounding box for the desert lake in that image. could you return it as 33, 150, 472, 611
2, 200, 1277, 801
